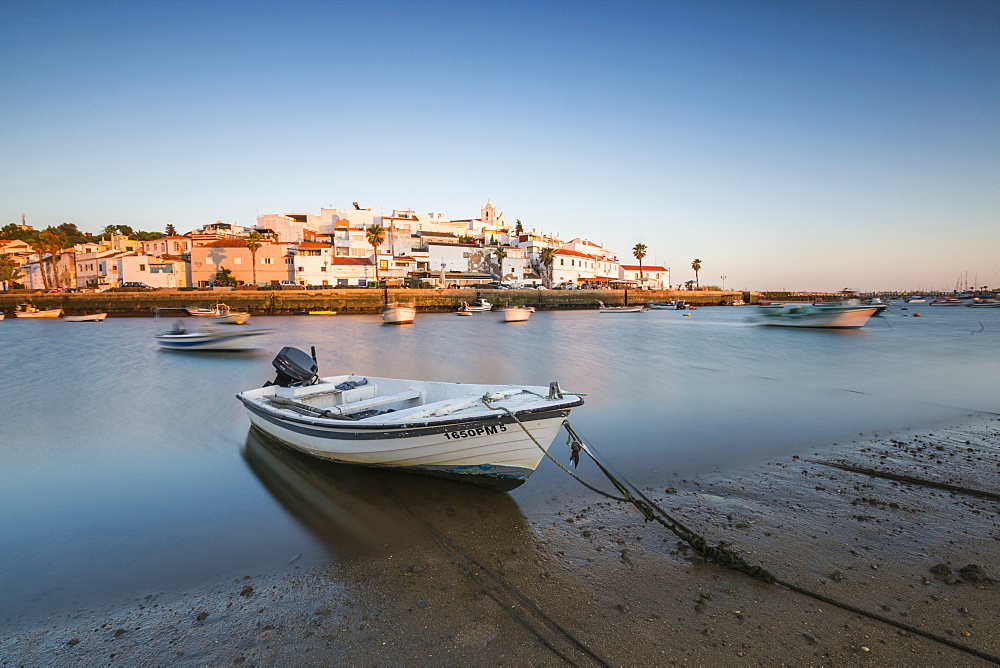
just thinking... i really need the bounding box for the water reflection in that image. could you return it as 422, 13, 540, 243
242, 427, 532, 560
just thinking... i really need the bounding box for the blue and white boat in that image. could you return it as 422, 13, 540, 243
237, 347, 583, 491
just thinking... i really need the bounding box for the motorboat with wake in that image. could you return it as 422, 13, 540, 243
237, 346, 584, 490
155, 311, 269, 351
755, 301, 878, 329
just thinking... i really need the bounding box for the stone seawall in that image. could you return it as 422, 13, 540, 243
0, 289, 768, 317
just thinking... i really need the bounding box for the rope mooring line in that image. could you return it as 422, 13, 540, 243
389, 487, 608, 668
497, 403, 999, 665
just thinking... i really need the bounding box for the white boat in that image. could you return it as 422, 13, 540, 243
863, 297, 891, 315
597, 300, 644, 313
755, 301, 878, 329
382, 301, 416, 325
501, 306, 534, 322
14, 302, 62, 318
457, 298, 492, 313
905, 296, 927, 304
237, 347, 584, 491
967, 299, 1000, 308
647, 300, 687, 310
155, 320, 269, 351
0, 313, 5, 321
62, 313, 107, 322
187, 303, 251, 324
929, 297, 965, 306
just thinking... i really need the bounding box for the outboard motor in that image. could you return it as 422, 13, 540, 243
266, 346, 319, 387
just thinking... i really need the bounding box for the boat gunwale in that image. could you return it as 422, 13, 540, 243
237, 392, 583, 434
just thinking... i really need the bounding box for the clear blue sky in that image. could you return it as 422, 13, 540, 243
2, 0, 997, 291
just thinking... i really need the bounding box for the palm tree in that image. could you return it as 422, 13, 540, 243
0, 254, 22, 291
365, 224, 385, 288
691, 258, 702, 288
493, 244, 507, 281
632, 243, 647, 287
34, 230, 63, 290
245, 231, 263, 287
539, 247, 556, 288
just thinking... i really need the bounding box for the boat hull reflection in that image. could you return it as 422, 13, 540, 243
243, 426, 531, 560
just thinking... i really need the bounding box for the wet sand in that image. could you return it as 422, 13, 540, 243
3, 415, 998, 666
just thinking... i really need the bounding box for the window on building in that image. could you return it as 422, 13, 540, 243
233, 257, 242, 265
298, 266, 304, 272
379, 260, 388, 270
139, 264, 145, 271
320, 265, 326, 272
262, 257, 273, 264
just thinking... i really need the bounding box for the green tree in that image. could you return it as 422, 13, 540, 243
214, 267, 237, 286
0, 254, 23, 291
632, 243, 647, 287
165, 224, 177, 236
245, 231, 263, 287
493, 244, 508, 281
514, 219, 523, 235
539, 247, 556, 288
365, 224, 385, 287
691, 258, 702, 288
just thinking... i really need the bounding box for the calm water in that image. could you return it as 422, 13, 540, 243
1, 305, 997, 624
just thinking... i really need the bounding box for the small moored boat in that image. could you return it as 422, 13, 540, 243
14, 302, 62, 318
237, 347, 584, 490
501, 306, 534, 322
382, 301, 416, 325
647, 300, 687, 310
62, 313, 107, 322
967, 299, 1000, 308
597, 301, 644, 313
187, 303, 251, 324
457, 298, 492, 313
929, 297, 964, 306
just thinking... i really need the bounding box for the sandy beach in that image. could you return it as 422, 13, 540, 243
3, 414, 997, 666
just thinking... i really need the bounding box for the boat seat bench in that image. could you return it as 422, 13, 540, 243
316, 389, 422, 416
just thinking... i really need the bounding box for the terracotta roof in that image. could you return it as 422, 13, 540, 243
620, 264, 668, 272
554, 249, 594, 259
202, 239, 252, 248
330, 257, 373, 266
296, 242, 330, 249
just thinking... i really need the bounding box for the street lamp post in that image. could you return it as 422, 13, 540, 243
720, 274, 727, 291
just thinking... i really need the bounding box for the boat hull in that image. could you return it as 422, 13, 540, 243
237, 376, 583, 491
757, 305, 878, 328
15, 309, 62, 318
63, 313, 107, 322
382, 303, 416, 325
502, 307, 533, 322
156, 329, 269, 351
599, 306, 644, 313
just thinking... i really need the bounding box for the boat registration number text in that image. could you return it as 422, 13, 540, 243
444, 424, 507, 440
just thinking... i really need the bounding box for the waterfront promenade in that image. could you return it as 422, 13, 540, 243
0, 288, 762, 317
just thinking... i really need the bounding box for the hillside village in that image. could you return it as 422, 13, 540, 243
0, 201, 671, 291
